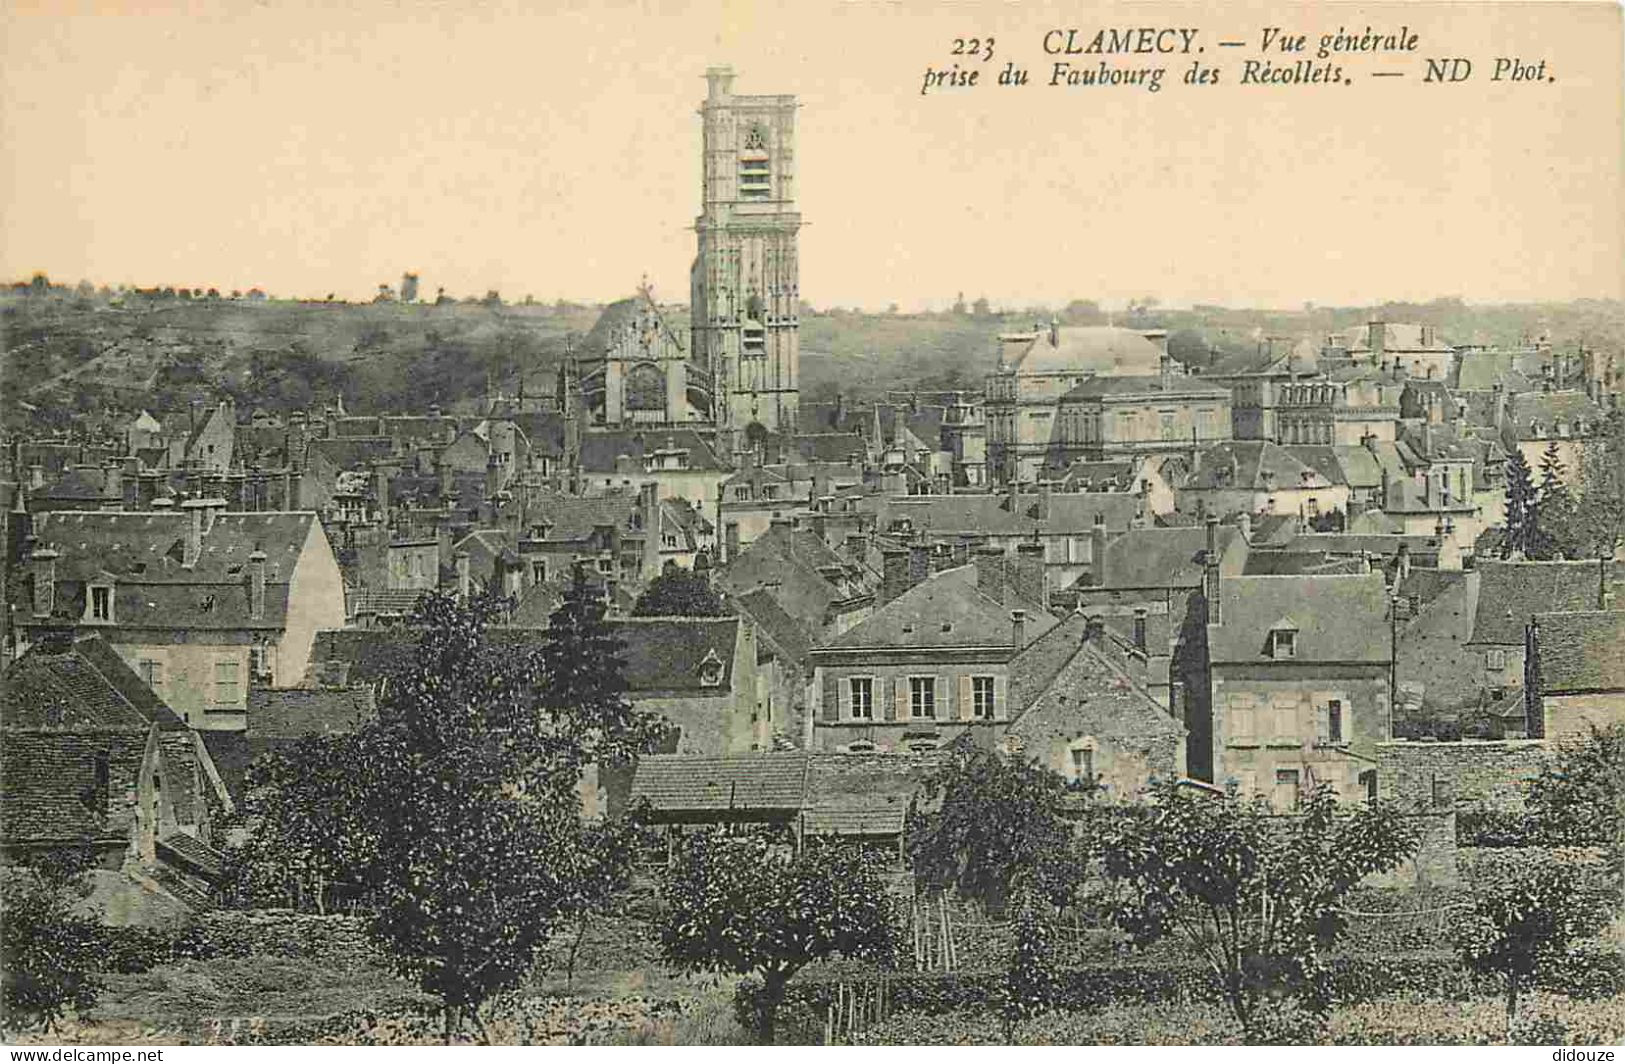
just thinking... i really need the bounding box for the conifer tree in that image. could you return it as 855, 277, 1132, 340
1503, 449, 1537, 558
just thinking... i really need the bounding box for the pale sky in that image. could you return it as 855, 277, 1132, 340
2, 0, 1621, 310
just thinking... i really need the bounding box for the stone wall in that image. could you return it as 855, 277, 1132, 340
1364, 812, 1459, 889
1376, 738, 1550, 812
196, 910, 383, 965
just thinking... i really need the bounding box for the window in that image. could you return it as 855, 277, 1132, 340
1486, 648, 1506, 671
909, 676, 936, 719
739, 155, 770, 199
849, 677, 874, 720
972, 676, 996, 720
597, 558, 613, 574
213, 660, 242, 705
1071, 746, 1094, 783
89, 585, 112, 622
1271, 629, 1297, 659
1274, 768, 1301, 811
1327, 699, 1343, 743
137, 659, 163, 690
531, 560, 547, 585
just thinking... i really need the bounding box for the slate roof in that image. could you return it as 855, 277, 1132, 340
789, 433, 869, 464
1286, 446, 1384, 490
1, 731, 147, 841
1503, 391, 1607, 441
1470, 561, 1621, 645
731, 586, 814, 666
825, 564, 1056, 651
1095, 525, 1242, 590
1208, 573, 1392, 665
1, 636, 187, 732
1335, 322, 1453, 354
19, 510, 318, 631
522, 492, 639, 542
577, 429, 728, 473
1182, 441, 1329, 492
1534, 610, 1625, 693
866, 491, 1139, 536
714, 523, 870, 631
311, 616, 738, 694
1007, 621, 1184, 742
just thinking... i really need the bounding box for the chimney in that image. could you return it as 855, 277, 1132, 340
1237, 511, 1252, 543
725, 521, 740, 564
102, 460, 122, 511
974, 546, 1007, 605
844, 532, 868, 565
880, 546, 911, 605
1397, 542, 1412, 583
1091, 513, 1109, 586
201, 495, 227, 535
248, 549, 267, 620
27, 463, 43, 491
1368, 320, 1386, 358
1048, 317, 1059, 347
1132, 606, 1148, 653
375, 466, 390, 529
324, 405, 337, 439
1083, 614, 1106, 646
1359, 550, 1373, 575
908, 541, 930, 585
181, 496, 208, 568
1014, 540, 1046, 606
485, 450, 502, 500
456, 549, 471, 601
1010, 608, 1027, 649
1204, 514, 1222, 625
438, 457, 454, 502
30, 546, 57, 617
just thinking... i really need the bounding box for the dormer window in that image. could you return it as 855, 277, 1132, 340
698, 649, 724, 688
87, 584, 113, 623
1270, 627, 1298, 659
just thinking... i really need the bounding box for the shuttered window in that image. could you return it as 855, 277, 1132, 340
849, 677, 874, 720
909, 677, 936, 719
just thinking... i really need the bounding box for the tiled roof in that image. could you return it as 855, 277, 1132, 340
156, 832, 224, 879
1, 731, 147, 841
247, 687, 376, 738
1470, 561, 1621, 645
1208, 573, 1392, 665
802, 804, 906, 836
1535, 610, 1625, 692
2, 636, 186, 731
732, 586, 814, 666
630, 754, 808, 811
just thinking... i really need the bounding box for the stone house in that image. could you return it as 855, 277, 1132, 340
13, 505, 347, 729
1528, 608, 1625, 740
1207, 571, 1393, 808
808, 553, 1056, 754
714, 521, 876, 639
1176, 441, 1351, 523
1001, 612, 1187, 797
0, 636, 231, 885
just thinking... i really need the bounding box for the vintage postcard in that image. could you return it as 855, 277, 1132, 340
1, 0, 1622, 1051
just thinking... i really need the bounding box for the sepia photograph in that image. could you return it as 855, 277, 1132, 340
0, 0, 1622, 1050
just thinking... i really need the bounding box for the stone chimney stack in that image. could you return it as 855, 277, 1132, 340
456, 549, 471, 601
1397, 542, 1412, 583
102, 460, 122, 511
880, 547, 910, 606
1204, 514, 1223, 625
1014, 540, 1046, 607
181, 496, 207, 568
30, 546, 57, 617
1091, 513, 1109, 587
1010, 608, 1027, 649
975, 546, 1007, 605
248, 549, 267, 620
908, 540, 930, 586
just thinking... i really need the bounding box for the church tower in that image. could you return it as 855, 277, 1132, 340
691, 66, 801, 440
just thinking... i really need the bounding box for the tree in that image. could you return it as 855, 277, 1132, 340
1567, 410, 1625, 562
1453, 863, 1612, 1039
995, 887, 1061, 1044
1504, 449, 1538, 558
658, 833, 899, 1043
1533, 440, 1577, 557
360, 584, 660, 1041
1100, 781, 1419, 1043
632, 562, 727, 617
0, 855, 102, 1034
1526, 722, 1625, 869
909, 747, 1092, 916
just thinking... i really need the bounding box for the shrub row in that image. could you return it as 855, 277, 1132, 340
93, 913, 379, 974
786, 951, 1625, 1017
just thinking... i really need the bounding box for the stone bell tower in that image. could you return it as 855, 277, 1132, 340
691, 66, 802, 440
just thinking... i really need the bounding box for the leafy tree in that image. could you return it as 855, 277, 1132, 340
0, 857, 102, 1034
1566, 410, 1625, 561
1526, 722, 1625, 871
539, 564, 655, 764
218, 732, 378, 912
909, 747, 1093, 916
1503, 449, 1538, 558
1453, 863, 1613, 1039
658, 833, 899, 1044
995, 887, 1061, 1044
1100, 781, 1419, 1044
632, 562, 727, 617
